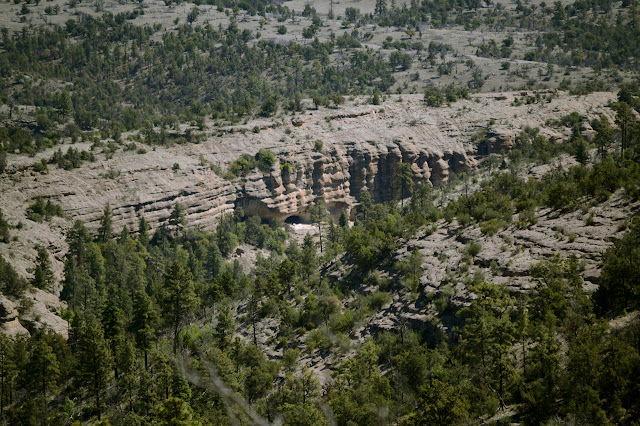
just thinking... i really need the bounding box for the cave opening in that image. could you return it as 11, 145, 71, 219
284, 215, 303, 224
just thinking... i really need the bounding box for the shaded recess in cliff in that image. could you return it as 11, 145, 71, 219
237, 139, 472, 223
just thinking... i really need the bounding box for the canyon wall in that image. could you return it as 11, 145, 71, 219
0, 92, 616, 281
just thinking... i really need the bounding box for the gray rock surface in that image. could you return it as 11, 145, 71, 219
0, 90, 618, 338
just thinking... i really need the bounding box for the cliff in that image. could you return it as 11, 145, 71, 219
0, 91, 616, 325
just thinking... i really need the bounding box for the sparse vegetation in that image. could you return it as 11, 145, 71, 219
0, 1, 639, 425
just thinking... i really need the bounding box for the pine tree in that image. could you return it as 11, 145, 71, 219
339, 210, 349, 228
102, 299, 125, 379
97, 203, 113, 243
357, 191, 373, 222
215, 305, 235, 351
593, 116, 613, 160
205, 242, 223, 281
137, 215, 150, 246
310, 200, 327, 253
168, 203, 187, 238
31, 246, 55, 291
76, 321, 113, 420
0, 209, 9, 243
460, 282, 517, 410
300, 234, 318, 284
0, 334, 15, 416
155, 397, 197, 424
117, 339, 138, 412
395, 162, 414, 207
62, 235, 105, 313
574, 137, 589, 165
615, 101, 633, 157
26, 339, 60, 399
117, 224, 130, 244
130, 290, 158, 370
247, 290, 261, 346
160, 261, 199, 354
58, 91, 72, 116
66, 220, 92, 266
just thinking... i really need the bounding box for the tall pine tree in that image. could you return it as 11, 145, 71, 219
160, 261, 199, 354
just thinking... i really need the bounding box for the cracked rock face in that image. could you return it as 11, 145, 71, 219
0, 91, 617, 337
239, 138, 471, 222
0, 92, 613, 241
0, 296, 28, 338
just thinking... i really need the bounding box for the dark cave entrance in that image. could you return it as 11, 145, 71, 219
284, 215, 303, 224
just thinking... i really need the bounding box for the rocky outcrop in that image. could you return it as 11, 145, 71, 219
479, 127, 515, 155
0, 91, 618, 339
357, 189, 640, 340
240, 139, 470, 222
0, 92, 615, 240
0, 296, 29, 338
20, 289, 69, 338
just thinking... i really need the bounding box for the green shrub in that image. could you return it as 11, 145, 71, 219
480, 219, 503, 236
0, 209, 9, 243
255, 148, 275, 172
424, 87, 445, 107
26, 197, 64, 222
365, 291, 392, 311
226, 154, 256, 178
32, 160, 49, 174
467, 242, 482, 257
0, 254, 27, 297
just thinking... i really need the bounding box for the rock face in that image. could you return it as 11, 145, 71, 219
240, 139, 470, 222
357, 189, 640, 341
0, 91, 618, 337
0, 292, 67, 338
0, 94, 493, 241
1, 92, 615, 242
0, 296, 29, 338
20, 289, 69, 338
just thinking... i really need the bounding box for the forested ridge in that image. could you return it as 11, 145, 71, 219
0, 87, 639, 423
0, 0, 640, 423
1, 0, 640, 165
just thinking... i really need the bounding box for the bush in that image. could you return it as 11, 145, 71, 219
424, 87, 445, 107
0, 254, 27, 297
260, 95, 279, 117
0, 150, 6, 174
255, 148, 275, 172
517, 208, 538, 228
467, 242, 482, 257
26, 197, 64, 222
226, 154, 256, 178
0, 209, 9, 243
480, 219, 503, 236
32, 160, 48, 174
365, 291, 392, 311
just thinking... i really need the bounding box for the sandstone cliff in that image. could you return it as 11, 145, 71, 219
1, 91, 614, 246
0, 91, 617, 336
